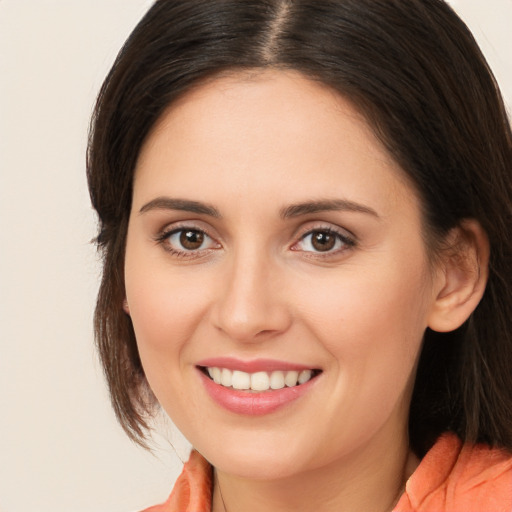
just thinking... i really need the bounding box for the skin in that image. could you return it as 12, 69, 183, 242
124, 70, 483, 511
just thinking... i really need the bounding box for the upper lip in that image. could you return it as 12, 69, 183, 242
196, 357, 319, 373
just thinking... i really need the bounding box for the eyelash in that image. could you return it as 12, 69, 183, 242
292, 227, 356, 257
154, 225, 356, 259
154, 225, 219, 259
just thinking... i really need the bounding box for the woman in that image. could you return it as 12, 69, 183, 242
87, 1, 512, 511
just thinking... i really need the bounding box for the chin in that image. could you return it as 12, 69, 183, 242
211, 451, 308, 481
193, 428, 320, 481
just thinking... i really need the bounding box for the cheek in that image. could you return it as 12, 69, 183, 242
123, 239, 212, 367
124, 260, 213, 418
127, 277, 207, 354
294, 259, 430, 438
295, 254, 431, 377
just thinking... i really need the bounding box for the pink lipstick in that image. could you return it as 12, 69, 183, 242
196, 358, 321, 415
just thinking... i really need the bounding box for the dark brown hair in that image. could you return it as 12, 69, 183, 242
87, 0, 512, 455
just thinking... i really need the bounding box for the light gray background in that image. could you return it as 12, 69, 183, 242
0, 1, 510, 511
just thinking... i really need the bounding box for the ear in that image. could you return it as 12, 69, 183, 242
122, 298, 131, 315
427, 220, 489, 333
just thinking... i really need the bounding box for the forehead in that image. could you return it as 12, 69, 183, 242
133, 69, 416, 216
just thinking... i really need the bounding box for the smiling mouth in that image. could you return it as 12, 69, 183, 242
199, 367, 322, 392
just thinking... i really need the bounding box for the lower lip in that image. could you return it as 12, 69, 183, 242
198, 370, 318, 416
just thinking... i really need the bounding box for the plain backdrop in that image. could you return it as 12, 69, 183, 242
0, 1, 510, 511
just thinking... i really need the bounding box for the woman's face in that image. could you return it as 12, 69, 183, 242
125, 70, 442, 479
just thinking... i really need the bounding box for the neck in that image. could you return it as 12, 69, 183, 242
212, 430, 419, 512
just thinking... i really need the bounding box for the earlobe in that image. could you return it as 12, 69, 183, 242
123, 298, 131, 315
427, 220, 489, 333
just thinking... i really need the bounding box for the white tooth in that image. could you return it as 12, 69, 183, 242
251, 371, 270, 391
232, 370, 251, 390
298, 369, 313, 385
270, 371, 285, 390
284, 370, 299, 387
211, 367, 222, 384
221, 368, 233, 387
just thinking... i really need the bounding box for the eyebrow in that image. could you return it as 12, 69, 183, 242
139, 196, 379, 220
139, 197, 221, 218
280, 199, 380, 219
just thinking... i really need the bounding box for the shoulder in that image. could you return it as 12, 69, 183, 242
395, 433, 512, 512
140, 450, 212, 512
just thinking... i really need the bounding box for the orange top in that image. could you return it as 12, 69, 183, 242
142, 434, 512, 512
141, 449, 212, 512
395, 434, 512, 512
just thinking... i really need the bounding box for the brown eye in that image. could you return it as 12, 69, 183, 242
162, 228, 218, 254
180, 230, 205, 250
311, 231, 336, 252
293, 228, 353, 254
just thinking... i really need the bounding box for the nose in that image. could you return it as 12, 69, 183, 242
210, 249, 292, 342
